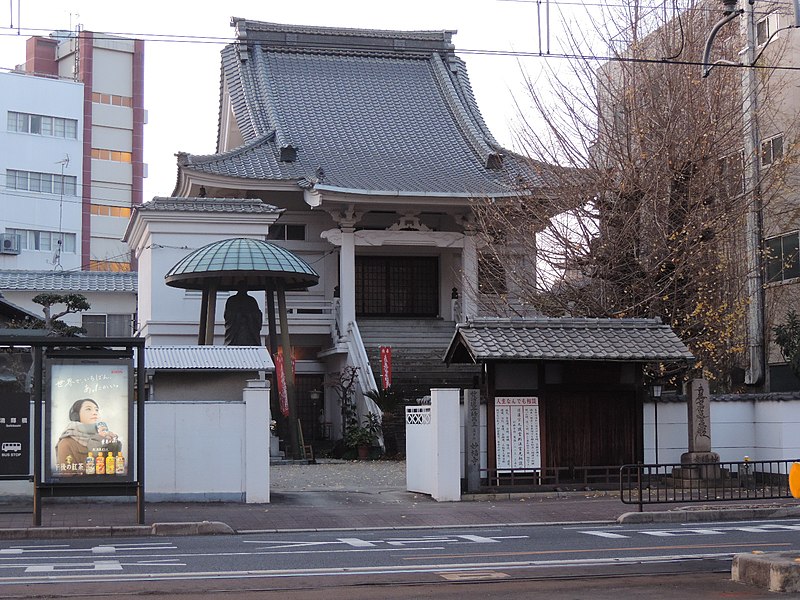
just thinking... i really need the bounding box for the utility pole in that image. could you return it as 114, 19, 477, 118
702, 0, 766, 387
741, 0, 765, 386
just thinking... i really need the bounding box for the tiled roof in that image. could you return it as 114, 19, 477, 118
146, 345, 273, 371
444, 317, 695, 363
136, 197, 281, 214
0, 270, 137, 293
180, 20, 545, 196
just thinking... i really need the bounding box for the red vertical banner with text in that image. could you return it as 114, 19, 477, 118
275, 350, 289, 417
380, 346, 392, 390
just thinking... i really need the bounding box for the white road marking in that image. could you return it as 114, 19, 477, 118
0, 553, 736, 585
579, 531, 629, 539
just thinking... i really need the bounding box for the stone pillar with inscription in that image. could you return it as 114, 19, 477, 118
464, 389, 481, 493
673, 378, 723, 484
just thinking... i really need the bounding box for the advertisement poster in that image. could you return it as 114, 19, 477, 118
45, 359, 133, 483
494, 396, 541, 473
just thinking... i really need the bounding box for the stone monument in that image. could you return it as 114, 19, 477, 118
672, 378, 724, 485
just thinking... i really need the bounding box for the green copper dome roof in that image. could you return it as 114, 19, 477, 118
164, 237, 319, 291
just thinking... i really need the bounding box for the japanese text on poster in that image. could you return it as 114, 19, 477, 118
494, 396, 540, 473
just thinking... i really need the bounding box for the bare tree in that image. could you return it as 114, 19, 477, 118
475, 0, 797, 391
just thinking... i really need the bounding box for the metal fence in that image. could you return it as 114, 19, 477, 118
480, 465, 621, 490
620, 459, 799, 512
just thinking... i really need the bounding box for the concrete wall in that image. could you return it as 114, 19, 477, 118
405, 389, 461, 501
644, 398, 800, 464
144, 378, 271, 502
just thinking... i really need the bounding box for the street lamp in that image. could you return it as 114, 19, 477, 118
651, 384, 663, 465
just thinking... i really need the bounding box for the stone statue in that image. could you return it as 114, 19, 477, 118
224, 288, 263, 346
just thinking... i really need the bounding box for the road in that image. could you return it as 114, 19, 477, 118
0, 519, 796, 597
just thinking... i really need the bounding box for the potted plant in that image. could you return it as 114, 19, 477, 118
344, 425, 373, 459
344, 412, 382, 459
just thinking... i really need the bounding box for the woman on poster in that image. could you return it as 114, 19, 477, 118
55, 398, 119, 471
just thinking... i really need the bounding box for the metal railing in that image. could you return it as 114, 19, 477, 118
480, 465, 621, 490
620, 459, 799, 511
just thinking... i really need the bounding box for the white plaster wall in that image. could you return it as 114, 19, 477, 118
644, 399, 800, 464
145, 401, 246, 501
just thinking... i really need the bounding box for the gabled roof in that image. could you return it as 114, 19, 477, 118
0, 270, 137, 293
0, 292, 41, 321
444, 317, 695, 364
177, 20, 543, 197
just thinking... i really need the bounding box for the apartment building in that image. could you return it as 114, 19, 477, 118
1, 29, 142, 333
2, 29, 145, 272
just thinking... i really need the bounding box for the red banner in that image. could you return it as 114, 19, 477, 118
380, 346, 392, 390
275, 351, 289, 417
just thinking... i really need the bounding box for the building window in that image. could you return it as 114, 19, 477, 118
81, 314, 133, 337
91, 148, 132, 163
765, 232, 800, 283
5, 228, 76, 253
267, 224, 306, 241
91, 92, 133, 108
761, 135, 783, 167
6, 169, 77, 196
756, 13, 780, 46
91, 204, 132, 218
7, 111, 78, 138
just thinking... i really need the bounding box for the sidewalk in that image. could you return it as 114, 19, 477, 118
0, 460, 797, 537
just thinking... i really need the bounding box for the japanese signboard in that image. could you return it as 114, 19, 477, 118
494, 396, 541, 473
380, 346, 392, 389
275, 350, 289, 417
44, 359, 133, 483
0, 391, 30, 477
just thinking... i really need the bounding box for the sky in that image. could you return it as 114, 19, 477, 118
0, 0, 585, 201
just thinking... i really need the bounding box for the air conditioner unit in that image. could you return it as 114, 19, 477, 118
0, 233, 21, 255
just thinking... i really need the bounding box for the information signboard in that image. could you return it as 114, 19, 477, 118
44, 358, 133, 483
0, 391, 30, 477
494, 396, 541, 473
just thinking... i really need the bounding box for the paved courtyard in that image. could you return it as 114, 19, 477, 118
271, 459, 407, 492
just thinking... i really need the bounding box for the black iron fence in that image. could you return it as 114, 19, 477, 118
479, 465, 621, 491
620, 459, 799, 512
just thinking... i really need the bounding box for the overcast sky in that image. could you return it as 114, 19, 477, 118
0, 0, 587, 201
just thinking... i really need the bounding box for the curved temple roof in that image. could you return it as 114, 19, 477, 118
164, 237, 319, 291
177, 19, 544, 197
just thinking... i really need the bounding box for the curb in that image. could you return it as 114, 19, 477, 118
732, 551, 800, 593
0, 521, 234, 540
618, 506, 799, 524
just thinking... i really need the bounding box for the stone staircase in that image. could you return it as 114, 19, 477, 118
357, 318, 480, 400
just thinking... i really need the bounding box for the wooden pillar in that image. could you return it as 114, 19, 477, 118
198, 288, 210, 345
277, 281, 299, 458
266, 288, 278, 355
204, 285, 217, 345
